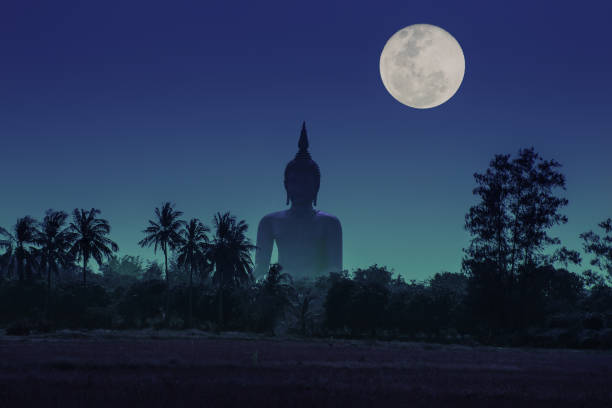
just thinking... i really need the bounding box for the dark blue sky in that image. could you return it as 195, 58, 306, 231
1, 0, 611, 279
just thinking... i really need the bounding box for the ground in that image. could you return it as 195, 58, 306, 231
1, 329, 611, 407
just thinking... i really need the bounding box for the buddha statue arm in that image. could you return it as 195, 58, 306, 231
254, 216, 273, 278
326, 217, 343, 274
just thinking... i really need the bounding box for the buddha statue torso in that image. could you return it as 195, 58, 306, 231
256, 208, 341, 281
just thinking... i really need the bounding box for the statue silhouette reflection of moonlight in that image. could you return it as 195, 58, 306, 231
380, 24, 465, 109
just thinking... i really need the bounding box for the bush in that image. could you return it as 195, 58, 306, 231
464, 262, 587, 333
6, 319, 34, 336
117, 280, 166, 328
2, 260, 611, 350
323, 271, 357, 332
583, 284, 612, 313
50, 283, 112, 329
583, 313, 604, 330
428, 272, 468, 331
0, 281, 46, 324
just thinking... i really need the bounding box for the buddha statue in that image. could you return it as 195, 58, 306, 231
254, 122, 343, 281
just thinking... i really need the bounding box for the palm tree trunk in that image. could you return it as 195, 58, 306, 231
164, 246, 169, 324
189, 262, 193, 328
46, 262, 51, 320
83, 256, 88, 287
17, 247, 24, 282
25, 255, 32, 281
164, 247, 169, 285
218, 266, 223, 330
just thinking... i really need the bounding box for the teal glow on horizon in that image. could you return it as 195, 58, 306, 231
1, 1, 610, 280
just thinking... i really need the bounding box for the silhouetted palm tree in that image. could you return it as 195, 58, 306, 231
36, 209, 77, 316
177, 218, 210, 327
11, 217, 40, 281
207, 211, 256, 327
0, 225, 15, 279
138, 202, 185, 286
68, 208, 119, 287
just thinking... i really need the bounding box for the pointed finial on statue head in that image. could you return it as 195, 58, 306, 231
298, 121, 309, 151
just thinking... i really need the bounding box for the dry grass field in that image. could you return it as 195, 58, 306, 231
1, 329, 611, 407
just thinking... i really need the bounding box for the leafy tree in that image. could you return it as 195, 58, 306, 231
142, 261, 163, 281
323, 270, 356, 332
464, 154, 513, 279
207, 211, 256, 327
353, 264, 393, 287
68, 208, 119, 287
463, 148, 571, 330
511, 150, 571, 270
549, 246, 582, 269
351, 265, 393, 335
465, 148, 568, 279
464, 147, 570, 278
427, 271, 468, 330
138, 202, 185, 287
103, 255, 145, 279
538, 267, 583, 312
177, 218, 211, 327
99, 255, 145, 290
580, 218, 612, 285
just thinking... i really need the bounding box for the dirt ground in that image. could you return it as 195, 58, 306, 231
1, 329, 611, 407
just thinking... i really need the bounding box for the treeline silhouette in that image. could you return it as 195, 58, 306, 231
1, 147, 611, 349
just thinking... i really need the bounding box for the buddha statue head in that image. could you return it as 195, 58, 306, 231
284, 122, 321, 207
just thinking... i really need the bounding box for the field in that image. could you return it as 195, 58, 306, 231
1, 330, 611, 407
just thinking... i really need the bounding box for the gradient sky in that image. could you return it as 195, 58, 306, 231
1, 1, 611, 280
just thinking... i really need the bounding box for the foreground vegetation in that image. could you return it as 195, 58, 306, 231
1, 260, 612, 349
1, 147, 611, 350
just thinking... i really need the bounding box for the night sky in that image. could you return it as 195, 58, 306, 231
1, 1, 610, 280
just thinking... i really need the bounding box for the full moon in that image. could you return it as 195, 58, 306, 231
380, 24, 465, 109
